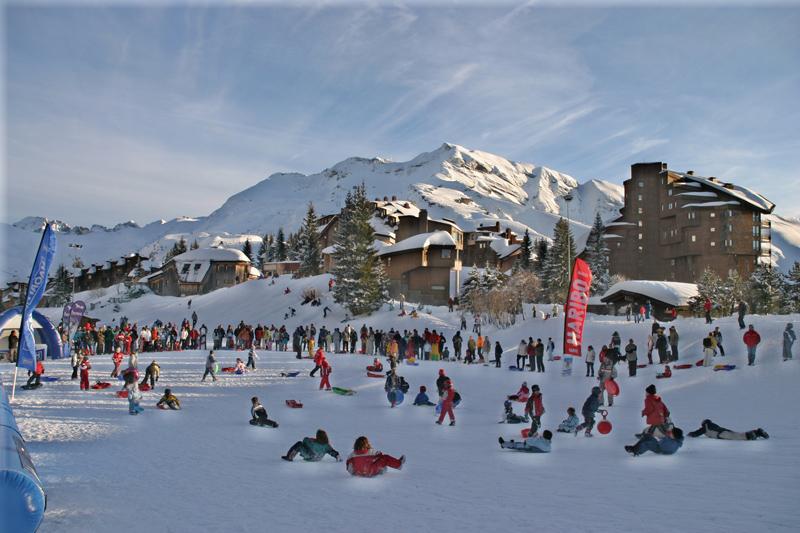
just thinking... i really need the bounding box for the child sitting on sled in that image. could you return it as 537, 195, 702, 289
234, 358, 247, 374
502, 400, 529, 424
413, 385, 435, 406
557, 407, 580, 433
346, 436, 405, 477
508, 382, 530, 402
156, 388, 181, 410
656, 365, 672, 379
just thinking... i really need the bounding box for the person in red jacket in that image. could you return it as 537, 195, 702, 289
743, 325, 761, 366
319, 359, 332, 391
436, 378, 456, 426
346, 436, 405, 477
310, 347, 325, 377
525, 384, 545, 437
111, 348, 124, 378
704, 298, 713, 324
25, 360, 45, 388
79, 356, 92, 391
641, 384, 670, 437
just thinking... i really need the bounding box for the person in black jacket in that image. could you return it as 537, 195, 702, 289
250, 397, 278, 427
625, 340, 638, 377
574, 386, 602, 437
494, 341, 503, 368
688, 419, 768, 440
534, 339, 545, 372
436, 369, 449, 395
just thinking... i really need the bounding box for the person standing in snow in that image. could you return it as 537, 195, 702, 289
319, 359, 332, 391
704, 298, 714, 324
201, 351, 217, 382
625, 340, 638, 377
140, 360, 160, 388
743, 325, 761, 366
546, 337, 555, 361
668, 326, 680, 361
598, 356, 617, 406
111, 348, 124, 378
702, 338, 715, 367
436, 379, 456, 426
784, 323, 796, 361
585, 345, 596, 377
737, 300, 748, 330
494, 341, 503, 368
712, 326, 725, 357
516, 339, 527, 370
534, 339, 545, 372
79, 356, 92, 391
525, 385, 545, 437
246, 346, 258, 370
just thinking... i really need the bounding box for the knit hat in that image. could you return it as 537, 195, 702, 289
439, 369, 445, 375
531, 384, 540, 392
420, 385, 427, 392
646, 384, 656, 395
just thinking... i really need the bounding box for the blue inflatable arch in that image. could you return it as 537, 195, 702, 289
1, 374, 47, 532
0, 306, 63, 360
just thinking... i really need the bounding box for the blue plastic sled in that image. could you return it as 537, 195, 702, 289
406, 361, 419, 366
280, 371, 301, 377
508, 365, 524, 372
435, 398, 461, 414
40, 376, 59, 382
388, 390, 405, 406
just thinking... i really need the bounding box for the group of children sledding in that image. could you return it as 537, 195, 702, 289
279, 432, 405, 477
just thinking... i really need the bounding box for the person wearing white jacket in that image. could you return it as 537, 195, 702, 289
516, 340, 528, 370
585, 346, 596, 377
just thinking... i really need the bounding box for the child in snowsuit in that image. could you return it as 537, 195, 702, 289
498, 430, 552, 453
557, 407, 580, 433
413, 386, 435, 406
507, 382, 529, 402
656, 365, 672, 379
127, 383, 144, 415
156, 388, 181, 410
502, 400, 529, 424
201, 352, 217, 382
282, 429, 341, 462
246, 347, 258, 370
346, 436, 405, 477
436, 379, 456, 426
141, 360, 160, 388
250, 396, 278, 427
234, 358, 247, 374
688, 419, 768, 440
525, 385, 545, 436
625, 427, 684, 456
641, 384, 670, 437
111, 348, 124, 378
575, 386, 602, 437
319, 359, 332, 391
79, 356, 92, 391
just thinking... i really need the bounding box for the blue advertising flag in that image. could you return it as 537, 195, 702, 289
17, 223, 57, 371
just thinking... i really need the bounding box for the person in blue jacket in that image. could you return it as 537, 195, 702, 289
282, 429, 341, 462
498, 430, 552, 453
625, 427, 684, 456
557, 407, 580, 433
574, 387, 602, 437
413, 385, 435, 406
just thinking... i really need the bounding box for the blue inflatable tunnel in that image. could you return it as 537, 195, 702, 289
0, 306, 63, 360
1, 375, 47, 532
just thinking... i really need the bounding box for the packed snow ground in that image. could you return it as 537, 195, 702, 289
3, 300, 799, 532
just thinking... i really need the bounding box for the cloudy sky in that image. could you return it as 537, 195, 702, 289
4, 2, 799, 225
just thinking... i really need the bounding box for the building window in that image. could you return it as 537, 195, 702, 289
671, 259, 676, 266
668, 203, 673, 209
638, 233, 643, 240
637, 194, 643, 201
638, 181, 644, 188
638, 208, 643, 214
181, 264, 190, 274
691, 235, 696, 242
688, 211, 696, 220
441, 249, 451, 258
194, 263, 202, 271
753, 240, 759, 251
668, 189, 673, 196
710, 241, 715, 247
710, 212, 716, 218
616, 242, 621, 247
710, 227, 715, 232
638, 220, 643, 227
638, 246, 643, 252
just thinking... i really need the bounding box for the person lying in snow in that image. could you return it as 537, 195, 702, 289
498, 430, 552, 453
282, 429, 341, 462
413, 386, 435, 406
688, 419, 769, 440
625, 427, 684, 456
156, 388, 181, 410
346, 436, 405, 477
507, 381, 530, 402
250, 396, 278, 427
501, 400, 529, 424
557, 407, 580, 433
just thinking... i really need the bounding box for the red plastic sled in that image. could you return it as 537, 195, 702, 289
91, 382, 111, 390
139, 383, 151, 392
285, 400, 303, 408
366, 372, 385, 378
673, 364, 693, 370
116, 390, 129, 398
605, 379, 620, 397
695, 359, 704, 367
521, 428, 531, 438
221, 366, 236, 373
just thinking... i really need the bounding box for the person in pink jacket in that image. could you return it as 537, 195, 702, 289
525, 385, 545, 437
436, 379, 456, 426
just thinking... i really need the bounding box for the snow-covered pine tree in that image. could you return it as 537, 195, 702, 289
256, 234, 270, 269
584, 212, 610, 295
749, 264, 785, 314
241, 239, 254, 262
49, 264, 73, 306
691, 268, 723, 314
784, 261, 800, 313
190, 239, 199, 250
331, 184, 388, 315
514, 229, 534, 272
165, 237, 188, 262
541, 218, 576, 302
459, 266, 482, 313
719, 270, 748, 315
286, 231, 301, 261
297, 202, 322, 277
275, 228, 288, 262
534, 238, 548, 275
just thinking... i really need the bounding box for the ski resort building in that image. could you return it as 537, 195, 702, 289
606, 162, 775, 283
72, 253, 146, 293
144, 247, 259, 297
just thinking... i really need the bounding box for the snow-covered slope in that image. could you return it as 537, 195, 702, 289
3, 143, 799, 285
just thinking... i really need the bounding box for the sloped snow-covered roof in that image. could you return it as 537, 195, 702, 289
487, 236, 520, 259
605, 221, 636, 227
667, 170, 774, 213
681, 201, 740, 208
172, 247, 250, 263
601, 280, 699, 307
377, 231, 456, 256
677, 191, 718, 198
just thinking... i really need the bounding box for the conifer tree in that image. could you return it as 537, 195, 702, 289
241, 239, 254, 262
514, 229, 534, 272
784, 261, 800, 313
534, 238, 548, 275
165, 237, 187, 262
332, 184, 388, 315
749, 264, 784, 314
190, 239, 199, 250
296, 203, 322, 277
541, 218, 576, 302
275, 228, 288, 261
49, 264, 73, 306
584, 212, 610, 295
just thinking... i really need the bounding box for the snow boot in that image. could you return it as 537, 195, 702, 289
449, 421, 456, 426
399, 455, 406, 470
624, 445, 637, 456
757, 428, 770, 439
281, 455, 292, 462
498, 437, 505, 446
435, 421, 442, 425
584, 431, 593, 437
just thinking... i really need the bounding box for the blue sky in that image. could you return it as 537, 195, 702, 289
4, 3, 800, 225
